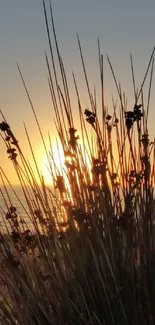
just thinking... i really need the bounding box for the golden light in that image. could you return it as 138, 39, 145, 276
39, 142, 65, 185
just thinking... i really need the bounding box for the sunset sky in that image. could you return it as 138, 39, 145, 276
0, 0, 155, 184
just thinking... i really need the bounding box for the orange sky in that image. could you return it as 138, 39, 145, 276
0, 1, 155, 185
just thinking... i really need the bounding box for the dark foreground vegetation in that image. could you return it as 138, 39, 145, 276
0, 1, 155, 324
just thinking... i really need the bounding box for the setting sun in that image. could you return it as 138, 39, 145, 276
39, 142, 65, 185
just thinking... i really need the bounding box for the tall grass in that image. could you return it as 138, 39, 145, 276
0, 1, 155, 324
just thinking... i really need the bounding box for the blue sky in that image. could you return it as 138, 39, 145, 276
0, 0, 155, 184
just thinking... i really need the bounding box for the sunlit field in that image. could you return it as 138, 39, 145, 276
0, 1, 155, 324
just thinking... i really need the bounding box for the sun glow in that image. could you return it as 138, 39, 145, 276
39, 142, 65, 185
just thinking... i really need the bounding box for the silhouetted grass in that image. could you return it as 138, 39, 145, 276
0, 0, 155, 324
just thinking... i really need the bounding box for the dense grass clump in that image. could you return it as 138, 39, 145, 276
0, 1, 155, 324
